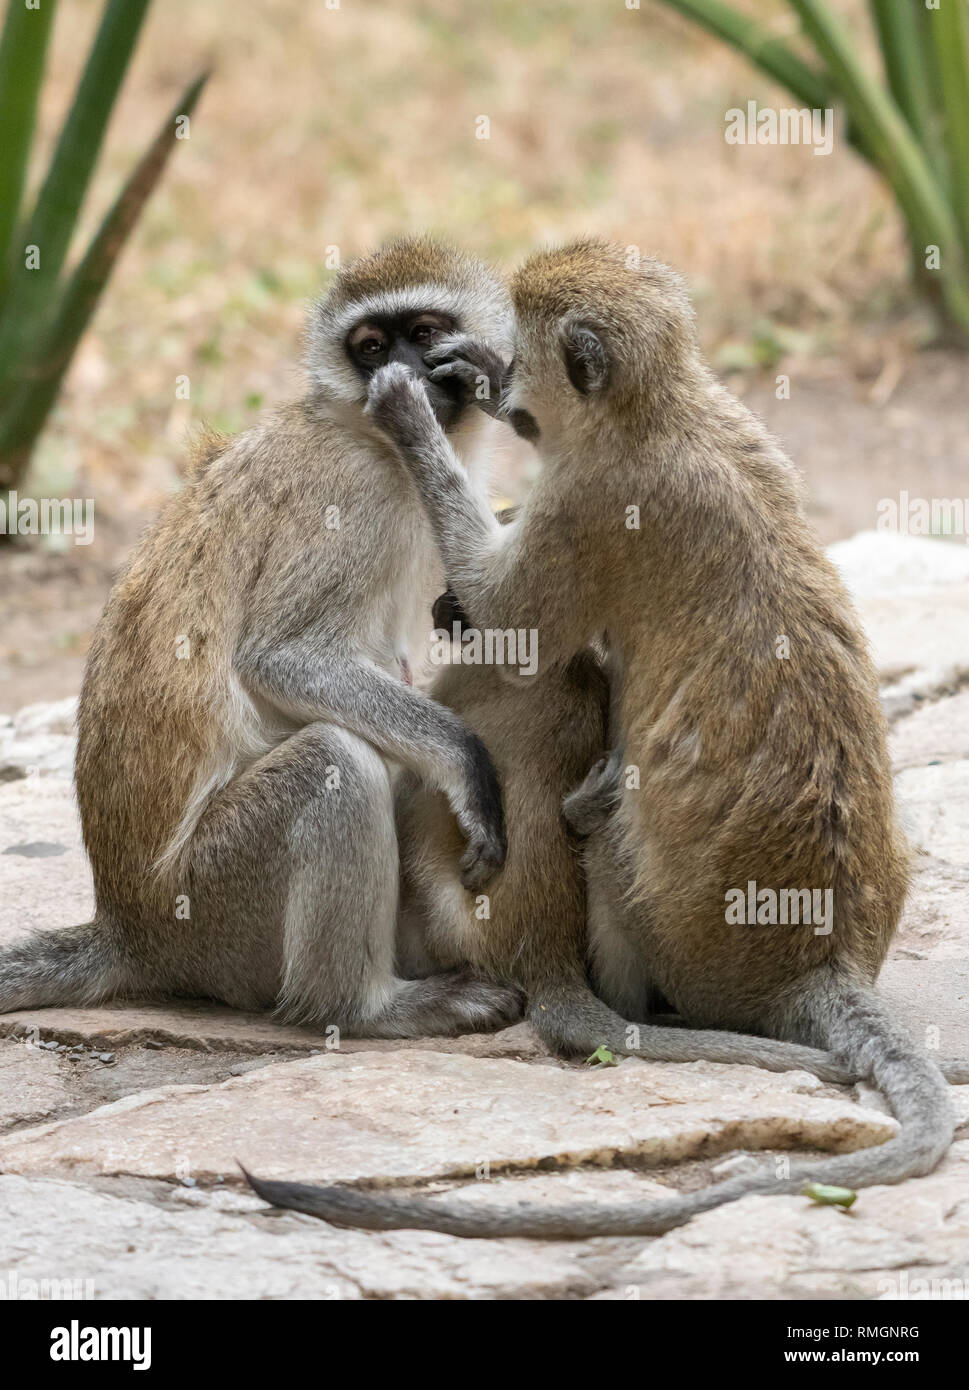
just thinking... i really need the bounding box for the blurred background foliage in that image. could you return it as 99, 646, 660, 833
656, 0, 969, 339
0, 0, 206, 494
1, 0, 967, 705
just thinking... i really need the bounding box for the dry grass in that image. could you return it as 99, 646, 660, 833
24, 0, 921, 521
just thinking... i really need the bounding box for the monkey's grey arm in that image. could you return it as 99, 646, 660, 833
237, 646, 505, 889
367, 365, 577, 661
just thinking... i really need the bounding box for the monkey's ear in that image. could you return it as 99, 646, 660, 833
561, 321, 611, 396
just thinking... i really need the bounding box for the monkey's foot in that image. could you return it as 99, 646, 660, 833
362, 972, 524, 1038
563, 747, 624, 835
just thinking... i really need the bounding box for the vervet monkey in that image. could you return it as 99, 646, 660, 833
0, 238, 521, 1038
247, 240, 967, 1238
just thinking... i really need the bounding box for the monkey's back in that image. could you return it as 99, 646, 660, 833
614, 410, 909, 1028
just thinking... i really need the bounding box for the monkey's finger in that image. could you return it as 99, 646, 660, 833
428, 362, 476, 384
364, 362, 437, 443
424, 334, 477, 364
364, 360, 419, 405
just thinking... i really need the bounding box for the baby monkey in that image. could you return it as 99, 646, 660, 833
249, 240, 968, 1239
395, 582, 609, 1016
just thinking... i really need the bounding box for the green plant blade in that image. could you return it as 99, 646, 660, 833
0, 0, 152, 403
868, 0, 945, 181
788, 0, 969, 336
0, 71, 209, 490
0, 0, 58, 291
930, 0, 969, 260
654, 0, 871, 160
658, 0, 826, 105
867, 3, 949, 299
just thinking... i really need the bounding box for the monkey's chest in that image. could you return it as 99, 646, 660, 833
368, 520, 445, 679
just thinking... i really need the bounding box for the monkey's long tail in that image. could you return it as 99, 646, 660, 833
525, 984, 858, 1083
0, 919, 127, 1012
243, 968, 961, 1239
527, 985, 969, 1085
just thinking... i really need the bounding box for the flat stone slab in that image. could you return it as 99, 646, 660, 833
896, 857, 969, 960
0, 1042, 76, 1130
877, 958, 969, 1060
0, 776, 92, 941
829, 531, 969, 599
829, 534, 969, 714
606, 1140, 969, 1300
891, 690, 969, 770
0, 696, 76, 783
5, 1143, 969, 1300
4, 961, 966, 1063
857, 586, 969, 714
0, 1174, 599, 1301
896, 760, 969, 869
0, 1002, 546, 1060
0, 1050, 896, 1187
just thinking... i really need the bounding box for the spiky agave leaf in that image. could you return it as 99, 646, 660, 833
0, 71, 209, 489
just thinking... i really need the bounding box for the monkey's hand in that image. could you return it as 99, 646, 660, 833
365, 362, 444, 456
426, 335, 508, 418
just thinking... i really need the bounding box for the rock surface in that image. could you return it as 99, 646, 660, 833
0, 531, 967, 1300
831, 531, 969, 715
0, 1051, 896, 1185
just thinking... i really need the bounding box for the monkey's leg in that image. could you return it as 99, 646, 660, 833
187, 722, 519, 1035
237, 650, 506, 891
392, 771, 452, 980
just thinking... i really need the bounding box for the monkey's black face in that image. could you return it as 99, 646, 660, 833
346, 310, 465, 431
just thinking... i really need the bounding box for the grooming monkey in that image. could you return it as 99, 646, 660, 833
0, 237, 522, 1038
248, 239, 967, 1238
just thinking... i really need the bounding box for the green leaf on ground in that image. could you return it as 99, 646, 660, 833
586, 1045, 620, 1068
802, 1182, 858, 1208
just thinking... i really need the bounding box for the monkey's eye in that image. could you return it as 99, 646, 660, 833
348, 324, 389, 361
408, 313, 453, 346
358, 336, 387, 357
410, 322, 443, 345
